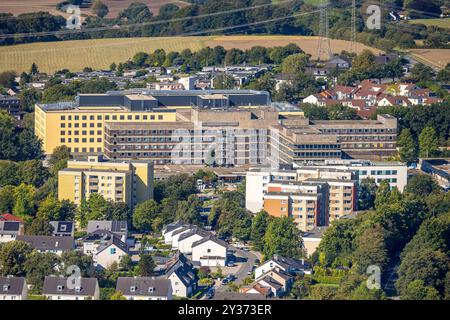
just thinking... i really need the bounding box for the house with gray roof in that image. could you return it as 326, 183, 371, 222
43, 276, 100, 300
177, 227, 210, 254
191, 235, 228, 267
82, 230, 128, 269
50, 221, 74, 237
87, 220, 128, 242
164, 253, 197, 298
0, 277, 28, 300
255, 254, 312, 280
0, 221, 24, 243
16, 235, 75, 255
116, 277, 172, 300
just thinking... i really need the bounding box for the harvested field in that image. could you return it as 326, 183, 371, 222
408, 49, 450, 70
0, 35, 382, 73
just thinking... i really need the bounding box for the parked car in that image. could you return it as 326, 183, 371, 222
226, 274, 236, 281
227, 261, 235, 267
205, 288, 214, 299
221, 278, 229, 285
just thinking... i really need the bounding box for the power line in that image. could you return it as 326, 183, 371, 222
317, 0, 332, 61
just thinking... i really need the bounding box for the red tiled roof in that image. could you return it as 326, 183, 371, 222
0, 214, 24, 222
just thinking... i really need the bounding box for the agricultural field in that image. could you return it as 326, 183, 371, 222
0, 35, 382, 73
408, 49, 450, 70
0, 0, 189, 18
409, 18, 450, 29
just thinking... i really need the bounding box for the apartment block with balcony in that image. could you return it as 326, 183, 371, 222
58, 155, 153, 208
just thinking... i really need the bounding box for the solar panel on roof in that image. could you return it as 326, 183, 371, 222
3, 222, 19, 231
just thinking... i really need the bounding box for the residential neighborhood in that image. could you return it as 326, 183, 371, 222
0, 0, 449, 307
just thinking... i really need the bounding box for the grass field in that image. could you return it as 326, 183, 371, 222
409, 18, 450, 29
408, 49, 450, 70
0, 35, 382, 73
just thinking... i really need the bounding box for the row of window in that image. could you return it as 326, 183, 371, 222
61, 138, 102, 143
60, 114, 165, 121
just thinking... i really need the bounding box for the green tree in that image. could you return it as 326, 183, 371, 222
132, 199, 159, 232
0, 240, 33, 276
212, 74, 235, 89
281, 53, 309, 74
110, 291, 127, 300
24, 252, 59, 293
405, 174, 440, 197
86, 193, 111, 221
419, 126, 439, 158
263, 216, 302, 258
60, 251, 94, 277
108, 202, 131, 222
358, 177, 377, 210
27, 217, 54, 236
352, 224, 389, 274
137, 254, 155, 276
403, 280, 441, 300
397, 128, 418, 164
175, 194, 201, 224
30, 63, 39, 75
0, 185, 15, 213
13, 183, 36, 217
250, 210, 271, 251
92, 0, 109, 18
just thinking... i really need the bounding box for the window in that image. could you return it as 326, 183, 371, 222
110, 248, 116, 254
207, 249, 211, 253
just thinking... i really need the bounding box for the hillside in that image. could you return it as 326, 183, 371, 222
0, 35, 383, 73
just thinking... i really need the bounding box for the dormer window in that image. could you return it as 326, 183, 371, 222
130, 286, 136, 293
61, 225, 67, 232
3, 285, 9, 292
57, 285, 64, 292
148, 287, 154, 293
75, 286, 81, 293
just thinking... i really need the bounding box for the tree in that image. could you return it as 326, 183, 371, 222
281, 53, 309, 74
60, 251, 94, 277
12, 183, 36, 217
30, 62, 39, 75
411, 63, 435, 82
308, 285, 337, 300
0, 240, 33, 276
137, 254, 155, 276
292, 276, 314, 299
263, 217, 302, 258
0, 71, 16, 88
0, 185, 15, 213
27, 217, 54, 236
132, 199, 159, 232
212, 74, 235, 89
92, 0, 109, 18
358, 177, 377, 210
352, 224, 389, 274
374, 180, 392, 210
119, 254, 133, 271
132, 52, 149, 67
250, 210, 271, 251
175, 194, 202, 225
404, 174, 440, 197
397, 128, 418, 164
110, 291, 127, 300
396, 248, 449, 297
108, 202, 131, 222
24, 252, 59, 293
86, 193, 110, 221
419, 126, 439, 158
403, 280, 441, 300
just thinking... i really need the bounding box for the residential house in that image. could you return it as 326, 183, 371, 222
0, 277, 28, 300
257, 269, 293, 295
170, 226, 195, 249
325, 56, 351, 70
0, 214, 23, 222
82, 230, 128, 269
255, 255, 312, 280
239, 283, 272, 297
116, 277, 172, 300
87, 220, 128, 242
50, 221, 74, 237
16, 235, 74, 255
162, 221, 188, 244
0, 221, 25, 243
177, 227, 210, 254
43, 276, 100, 300
191, 235, 228, 267
164, 253, 198, 298
302, 227, 328, 257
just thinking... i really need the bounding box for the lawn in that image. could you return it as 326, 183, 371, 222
409, 18, 450, 29
0, 35, 382, 73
